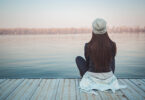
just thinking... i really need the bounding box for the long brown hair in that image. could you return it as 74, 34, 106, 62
86, 32, 116, 72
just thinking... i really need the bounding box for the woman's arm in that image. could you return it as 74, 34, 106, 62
84, 43, 89, 67
110, 57, 115, 73
110, 41, 116, 73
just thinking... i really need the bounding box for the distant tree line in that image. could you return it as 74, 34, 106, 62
0, 28, 91, 35
107, 26, 145, 33
0, 26, 145, 35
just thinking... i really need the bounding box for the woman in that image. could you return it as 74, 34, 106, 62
75, 18, 126, 95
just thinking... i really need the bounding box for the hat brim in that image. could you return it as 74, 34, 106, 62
93, 28, 107, 34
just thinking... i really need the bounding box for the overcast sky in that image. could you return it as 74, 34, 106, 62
0, 0, 145, 28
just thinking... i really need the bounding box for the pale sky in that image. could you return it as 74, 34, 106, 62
0, 0, 145, 28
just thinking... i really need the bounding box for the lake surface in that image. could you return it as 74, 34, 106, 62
0, 33, 145, 78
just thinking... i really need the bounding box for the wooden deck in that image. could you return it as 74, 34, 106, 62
0, 79, 145, 100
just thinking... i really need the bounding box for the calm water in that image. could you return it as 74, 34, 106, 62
0, 33, 145, 78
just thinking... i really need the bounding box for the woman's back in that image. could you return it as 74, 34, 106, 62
85, 33, 116, 73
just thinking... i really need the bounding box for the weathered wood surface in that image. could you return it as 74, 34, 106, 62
0, 79, 145, 100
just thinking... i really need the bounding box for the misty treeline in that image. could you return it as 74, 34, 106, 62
0, 26, 145, 35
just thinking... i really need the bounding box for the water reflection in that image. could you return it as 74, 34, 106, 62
0, 33, 145, 78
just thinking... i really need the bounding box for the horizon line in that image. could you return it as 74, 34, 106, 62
0, 26, 145, 29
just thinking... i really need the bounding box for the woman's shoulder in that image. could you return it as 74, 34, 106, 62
85, 43, 88, 47
85, 43, 88, 45
110, 40, 116, 45
84, 43, 89, 51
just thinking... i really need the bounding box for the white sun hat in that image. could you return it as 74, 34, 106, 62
92, 18, 107, 34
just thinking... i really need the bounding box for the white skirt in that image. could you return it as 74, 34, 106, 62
79, 71, 127, 95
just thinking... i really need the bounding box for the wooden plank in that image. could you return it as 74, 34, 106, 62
110, 79, 129, 100
0, 79, 16, 94
118, 79, 143, 100
75, 79, 81, 100
86, 91, 101, 100
92, 94, 101, 100
0, 79, 4, 82
41, 79, 53, 100
70, 79, 77, 100
62, 79, 70, 100
142, 79, 145, 82
138, 79, 145, 85
31, 79, 60, 100
55, 79, 77, 100
30, 79, 49, 100
43, 79, 58, 100
98, 91, 119, 100
6, 79, 41, 100
41, 79, 60, 100
105, 91, 123, 100
34, 79, 55, 100
114, 88, 128, 100
0, 79, 16, 91
0, 79, 6, 84
23, 79, 42, 99
51, 79, 60, 100
41, 79, 54, 100
5, 79, 29, 100
80, 88, 89, 100
0, 79, 24, 100
129, 79, 145, 92
57, 79, 76, 100
0, 79, 144, 100
123, 79, 145, 98
55, 79, 65, 100
0, 79, 12, 88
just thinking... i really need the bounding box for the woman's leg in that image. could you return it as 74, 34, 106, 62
75, 56, 88, 77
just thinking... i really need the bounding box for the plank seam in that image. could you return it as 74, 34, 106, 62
77, 79, 81, 100
123, 79, 145, 99
0, 79, 6, 84
43, 79, 52, 100
97, 92, 104, 100
29, 79, 42, 100
118, 89, 129, 100
75, 79, 79, 100
118, 79, 133, 100
54, 79, 60, 100
4, 79, 25, 100
128, 79, 145, 92
60, 79, 65, 100
142, 79, 145, 82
